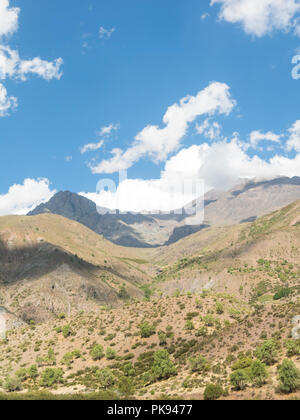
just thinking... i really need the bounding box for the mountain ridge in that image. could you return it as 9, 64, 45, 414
28, 176, 300, 247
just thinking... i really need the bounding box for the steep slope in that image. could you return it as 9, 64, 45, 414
0, 214, 151, 323
149, 199, 300, 300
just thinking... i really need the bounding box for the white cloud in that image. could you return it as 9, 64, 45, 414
64, 156, 72, 162
80, 140, 104, 154
0, 46, 63, 81
286, 120, 300, 151
0, 178, 56, 216
98, 123, 120, 136
0, 0, 19, 39
196, 119, 222, 140
91, 82, 236, 174
81, 136, 300, 212
82, 146, 205, 212
249, 130, 282, 148
18, 56, 63, 81
0, 82, 17, 116
211, 0, 300, 37
99, 26, 116, 40
0, 1, 63, 117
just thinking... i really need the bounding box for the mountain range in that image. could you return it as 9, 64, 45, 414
28, 176, 300, 247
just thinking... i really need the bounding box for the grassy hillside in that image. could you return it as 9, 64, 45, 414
0, 214, 152, 322
1, 202, 300, 399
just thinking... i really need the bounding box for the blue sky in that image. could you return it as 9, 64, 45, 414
1, 0, 300, 214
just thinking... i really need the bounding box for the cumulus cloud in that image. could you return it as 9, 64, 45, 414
0, 1, 63, 117
249, 130, 282, 148
0, 0, 19, 39
0, 82, 17, 116
0, 46, 63, 81
286, 120, 300, 151
0, 178, 56, 216
211, 0, 300, 37
196, 119, 222, 140
91, 82, 236, 174
82, 139, 300, 212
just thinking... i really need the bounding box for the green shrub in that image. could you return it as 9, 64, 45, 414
250, 360, 268, 387
190, 355, 210, 373
273, 288, 292, 301
216, 302, 224, 315
230, 369, 249, 390
185, 320, 194, 330
118, 376, 135, 397
15, 368, 29, 382
151, 350, 177, 380
255, 340, 277, 365
139, 322, 156, 338
203, 384, 224, 400
97, 368, 115, 389
278, 359, 300, 393
28, 365, 38, 380
195, 326, 208, 337
40, 368, 63, 388
62, 325, 73, 338
285, 339, 300, 357
231, 357, 253, 371
3, 376, 22, 392
158, 331, 167, 346
122, 362, 135, 377
90, 344, 104, 361
106, 347, 117, 360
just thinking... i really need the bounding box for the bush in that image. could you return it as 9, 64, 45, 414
122, 362, 135, 377
151, 349, 177, 380
3, 376, 22, 392
250, 360, 268, 387
185, 320, 194, 330
195, 326, 208, 337
203, 384, 224, 401
158, 331, 167, 346
273, 288, 292, 300
45, 348, 56, 366
190, 355, 210, 373
118, 376, 135, 397
90, 344, 104, 361
230, 369, 249, 390
62, 325, 73, 338
106, 347, 117, 360
39, 368, 63, 387
97, 368, 115, 389
277, 359, 300, 393
216, 302, 224, 315
255, 340, 278, 365
285, 339, 300, 357
15, 368, 29, 382
28, 365, 38, 380
139, 322, 156, 338
231, 357, 253, 371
